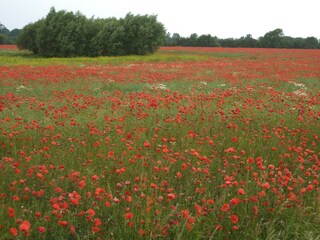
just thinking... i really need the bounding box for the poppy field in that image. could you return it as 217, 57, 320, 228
0, 46, 319, 239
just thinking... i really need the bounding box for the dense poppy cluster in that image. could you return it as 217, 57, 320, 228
0, 45, 18, 50
0, 46, 319, 239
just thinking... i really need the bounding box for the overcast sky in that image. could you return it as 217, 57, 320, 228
1, 0, 319, 39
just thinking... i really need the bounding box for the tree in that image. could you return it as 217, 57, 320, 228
259, 28, 284, 48
0, 23, 10, 35
197, 34, 219, 47
304, 37, 318, 49
281, 36, 294, 48
91, 18, 126, 56
0, 23, 21, 44
122, 13, 165, 55
164, 32, 181, 46
171, 33, 181, 46
9, 28, 21, 37
58, 11, 88, 57
16, 20, 43, 53
36, 8, 89, 57
17, 8, 165, 57
0, 33, 7, 44
219, 38, 236, 47
188, 33, 198, 46
240, 34, 258, 48
292, 37, 305, 49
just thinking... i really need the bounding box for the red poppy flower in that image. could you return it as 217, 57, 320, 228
221, 203, 230, 212
10, 228, 18, 236
125, 212, 134, 220
19, 220, 31, 232
38, 226, 46, 233
231, 214, 239, 224
238, 188, 245, 195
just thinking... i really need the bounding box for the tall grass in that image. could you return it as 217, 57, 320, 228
0, 47, 319, 239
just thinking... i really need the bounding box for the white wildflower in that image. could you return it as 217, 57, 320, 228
293, 89, 308, 97
16, 85, 31, 91
147, 83, 168, 90
288, 81, 307, 89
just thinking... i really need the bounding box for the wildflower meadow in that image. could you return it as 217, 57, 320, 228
0, 46, 319, 239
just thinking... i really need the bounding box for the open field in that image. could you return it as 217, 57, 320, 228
0, 46, 319, 239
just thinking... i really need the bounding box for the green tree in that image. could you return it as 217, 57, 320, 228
91, 18, 126, 56
219, 38, 236, 47
188, 33, 198, 46
36, 7, 61, 56
304, 37, 318, 49
239, 34, 258, 48
292, 37, 305, 49
9, 28, 21, 37
82, 18, 106, 56
58, 12, 88, 57
164, 32, 181, 46
17, 8, 166, 57
164, 33, 181, 46
171, 33, 181, 46
122, 13, 165, 55
36, 7, 89, 57
0, 33, 7, 44
197, 34, 219, 47
0, 23, 10, 35
259, 28, 284, 48
17, 20, 43, 53
282, 36, 294, 48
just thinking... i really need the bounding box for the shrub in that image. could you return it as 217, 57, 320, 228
17, 8, 166, 57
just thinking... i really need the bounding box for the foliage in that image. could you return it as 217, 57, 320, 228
0, 23, 10, 35
166, 33, 220, 47
34, 8, 88, 57
16, 21, 44, 53
0, 23, 21, 45
16, 8, 166, 57
91, 18, 126, 56
197, 34, 220, 47
305, 37, 319, 49
165, 29, 319, 49
259, 28, 284, 48
122, 13, 166, 55
0, 33, 6, 44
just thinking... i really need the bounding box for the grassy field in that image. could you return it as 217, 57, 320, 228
0, 46, 319, 239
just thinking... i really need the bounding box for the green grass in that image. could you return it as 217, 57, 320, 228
0, 49, 209, 66
0, 47, 319, 239
161, 49, 247, 59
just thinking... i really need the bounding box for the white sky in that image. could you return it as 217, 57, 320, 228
1, 0, 319, 39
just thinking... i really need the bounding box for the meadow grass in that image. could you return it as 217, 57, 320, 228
0, 47, 319, 239
0, 49, 209, 66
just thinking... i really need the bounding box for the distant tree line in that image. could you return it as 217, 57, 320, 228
3, 11, 320, 51
165, 28, 320, 49
16, 7, 166, 57
0, 23, 21, 44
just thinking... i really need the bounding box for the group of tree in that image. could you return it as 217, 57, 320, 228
16, 7, 166, 57
0, 23, 21, 44
165, 28, 320, 49
3, 9, 320, 53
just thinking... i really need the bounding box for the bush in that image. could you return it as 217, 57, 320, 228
16, 20, 44, 53
17, 8, 166, 57
91, 18, 126, 56
122, 13, 166, 55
